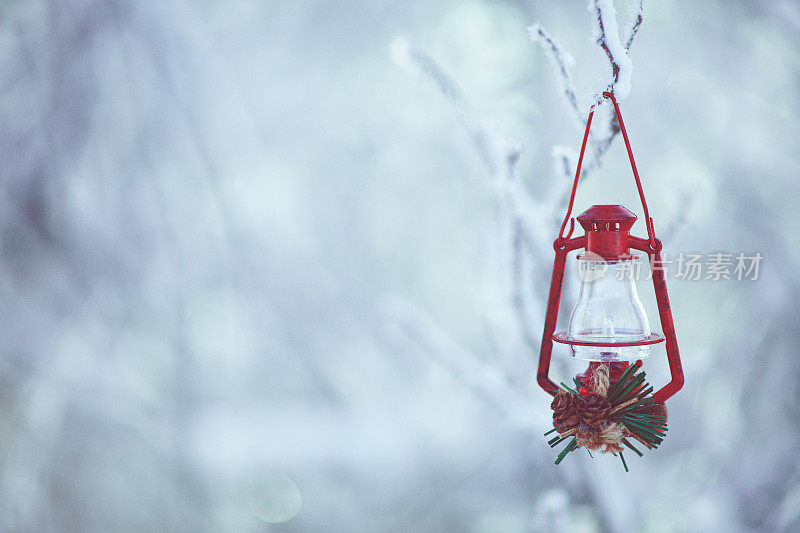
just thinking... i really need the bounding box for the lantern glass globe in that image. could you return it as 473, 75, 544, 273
567, 257, 652, 361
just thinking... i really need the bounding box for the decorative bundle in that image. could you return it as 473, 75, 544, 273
544, 362, 667, 471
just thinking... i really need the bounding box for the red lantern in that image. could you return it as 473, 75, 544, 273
537, 93, 684, 467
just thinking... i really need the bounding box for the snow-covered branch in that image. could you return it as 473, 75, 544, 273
392, 37, 521, 183
391, 37, 463, 108
590, 0, 634, 101
390, 2, 650, 423
392, 36, 553, 264
390, 37, 555, 409
381, 296, 536, 429
532, 0, 646, 222
624, 0, 645, 51
528, 22, 581, 124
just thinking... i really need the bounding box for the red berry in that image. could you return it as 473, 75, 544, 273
578, 386, 589, 396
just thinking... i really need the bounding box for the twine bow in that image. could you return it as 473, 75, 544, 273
576, 363, 625, 453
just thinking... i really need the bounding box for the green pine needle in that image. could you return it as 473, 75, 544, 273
622, 438, 643, 457
619, 410, 664, 420
554, 438, 578, 465
618, 417, 665, 437
613, 396, 657, 414
607, 364, 639, 398
622, 427, 664, 446
621, 413, 666, 425
559, 382, 577, 395
624, 416, 667, 432
613, 373, 646, 403
634, 386, 654, 400
619, 417, 665, 435
546, 362, 667, 471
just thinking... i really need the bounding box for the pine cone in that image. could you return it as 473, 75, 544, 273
551, 393, 579, 431
577, 394, 611, 430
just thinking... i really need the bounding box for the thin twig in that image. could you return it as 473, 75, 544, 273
625, 0, 645, 51
528, 22, 581, 123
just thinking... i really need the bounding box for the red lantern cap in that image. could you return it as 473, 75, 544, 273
577, 205, 637, 231
577, 205, 637, 260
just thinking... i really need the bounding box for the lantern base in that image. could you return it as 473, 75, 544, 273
570, 344, 651, 362
552, 332, 665, 347
552, 332, 664, 362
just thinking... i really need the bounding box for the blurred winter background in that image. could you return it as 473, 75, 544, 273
0, 0, 798, 531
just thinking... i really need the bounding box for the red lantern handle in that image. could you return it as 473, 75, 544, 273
536, 235, 586, 396
538, 93, 685, 403
629, 237, 685, 402
557, 92, 657, 251
538, 236, 684, 401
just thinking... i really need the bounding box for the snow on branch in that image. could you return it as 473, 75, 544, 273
390, 37, 556, 404
381, 296, 535, 429
528, 23, 581, 123
388, 0, 649, 417
531, 0, 646, 220
388, 2, 651, 395
392, 36, 554, 259
531, 0, 642, 107
392, 37, 522, 183
389, 5, 651, 524
624, 0, 645, 51
391, 37, 463, 107
590, 0, 634, 100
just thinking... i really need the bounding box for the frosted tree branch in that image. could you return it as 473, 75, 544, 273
390, 38, 553, 404
544, 145, 580, 226
381, 296, 535, 430
391, 38, 463, 108
624, 0, 645, 51
392, 37, 551, 262
528, 22, 581, 124
392, 37, 521, 184
390, 2, 649, 418
383, 3, 759, 530
532, 0, 646, 227
590, 0, 634, 101
389, 13, 650, 529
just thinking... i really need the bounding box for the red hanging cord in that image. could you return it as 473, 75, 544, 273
556, 92, 657, 250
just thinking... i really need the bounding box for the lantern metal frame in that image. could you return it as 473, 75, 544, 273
536, 92, 684, 404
